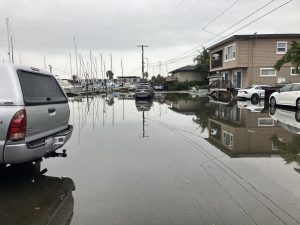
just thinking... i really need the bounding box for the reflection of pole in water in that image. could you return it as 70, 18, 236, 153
102, 95, 106, 127
112, 100, 115, 127
143, 111, 145, 138
140, 111, 149, 138
122, 99, 125, 121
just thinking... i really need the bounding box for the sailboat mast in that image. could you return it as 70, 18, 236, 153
110, 53, 112, 71
73, 36, 78, 76
10, 36, 14, 64
121, 58, 124, 85
100, 54, 103, 80
89, 50, 93, 81
69, 53, 73, 78
6, 18, 11, 63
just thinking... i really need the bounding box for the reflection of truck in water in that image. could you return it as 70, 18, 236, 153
0, 164, 75, 225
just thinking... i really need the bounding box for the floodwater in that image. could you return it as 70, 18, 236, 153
1, 92, 300, 225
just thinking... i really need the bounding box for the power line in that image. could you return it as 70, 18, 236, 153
202, 0, 240, 31
151, 0, 203, 43
147, 0, 191, 43
151, 0, 293, 66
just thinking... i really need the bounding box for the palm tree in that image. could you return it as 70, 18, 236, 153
193, 47, 210, 74
274, 41, 300, 74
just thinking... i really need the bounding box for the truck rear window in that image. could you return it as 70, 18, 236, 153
18, 70, 67, 105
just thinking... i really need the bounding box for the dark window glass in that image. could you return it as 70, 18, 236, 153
18, 70, 67, 105
280, 84, 293, 92
291, 84, 300, 91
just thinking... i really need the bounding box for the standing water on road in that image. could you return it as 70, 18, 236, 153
1, 93, 300, 225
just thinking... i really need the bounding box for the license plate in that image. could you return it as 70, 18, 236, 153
45, 137, 54, 151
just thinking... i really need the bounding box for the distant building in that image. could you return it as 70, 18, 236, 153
169, 65, 206, 82
117, 76, 141, 84
208, 33, 300, 89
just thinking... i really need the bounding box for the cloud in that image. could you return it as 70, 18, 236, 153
0, 0, 299, 77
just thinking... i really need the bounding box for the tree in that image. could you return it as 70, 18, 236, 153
274, 41, 300, 74
193, 47, 210, 75
144, 72, 149, 79
106, 70, 114, 80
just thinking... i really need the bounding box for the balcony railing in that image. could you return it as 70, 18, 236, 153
209, 79, 234, 90
211, 60, 223, 69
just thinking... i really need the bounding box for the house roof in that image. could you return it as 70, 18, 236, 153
207, 33, 300, 50
169, 65, 198, 74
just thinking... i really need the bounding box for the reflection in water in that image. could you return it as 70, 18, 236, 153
203, 99, 300, 169
135, 98, 154, 138
166, 93, 210, 132
70, 93, 300, 170
0, 163, 75, 225
270, 107, 300, 167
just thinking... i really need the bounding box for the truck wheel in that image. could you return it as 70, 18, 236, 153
295, 110, 300, 122
270, 97, 276, 106
296, 98, 300, 110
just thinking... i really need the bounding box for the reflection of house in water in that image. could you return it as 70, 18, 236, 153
167, 97, 209, 116
207, 101, 295, 157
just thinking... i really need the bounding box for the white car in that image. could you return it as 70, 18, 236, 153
237, 85, 270, 100
237, 100, 265, 113
269, 107, 300, 134
269, 83, 300, 109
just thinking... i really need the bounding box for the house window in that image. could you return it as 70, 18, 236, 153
225, 44, 236, 61
290, 67, 300, 76
276, 41, 287, 54
223, 131, 233, 148
260, 68, 276, 76
258, 118, 274, 126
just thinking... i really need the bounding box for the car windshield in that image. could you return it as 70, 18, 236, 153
137, 85, 149, 89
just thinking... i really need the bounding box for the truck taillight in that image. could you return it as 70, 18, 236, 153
6, 109, 27, 141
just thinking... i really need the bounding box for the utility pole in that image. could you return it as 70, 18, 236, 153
145, 58, 149, 73
159, 61, 162, 75
165, 62, 168, 76
137, 45, 148, 79
6, 18, 11, 63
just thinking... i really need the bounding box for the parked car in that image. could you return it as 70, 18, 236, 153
153, 84, 164, 91
135, 83, 154, 98
269, 83, 300, 109
269, 107, 300, 134
237, 100, 265, 113
237, 85, 270, 101
0, 64, 73, 165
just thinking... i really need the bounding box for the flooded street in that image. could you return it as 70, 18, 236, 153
2, 93, 300, 225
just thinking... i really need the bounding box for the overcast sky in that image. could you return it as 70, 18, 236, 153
0, 0, 299, 79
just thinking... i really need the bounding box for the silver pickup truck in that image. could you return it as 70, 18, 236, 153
0, 64, 73, 165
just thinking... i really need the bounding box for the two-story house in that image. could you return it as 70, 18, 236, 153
208, 34, 300, 89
